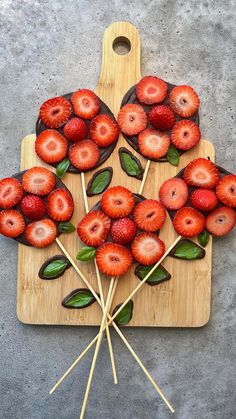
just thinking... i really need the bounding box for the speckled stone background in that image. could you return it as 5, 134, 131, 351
0, 1, 235, 418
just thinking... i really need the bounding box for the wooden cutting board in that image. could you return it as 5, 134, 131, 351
17, 22, 214, 327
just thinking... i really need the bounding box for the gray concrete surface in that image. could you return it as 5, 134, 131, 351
0, 1, 235, 418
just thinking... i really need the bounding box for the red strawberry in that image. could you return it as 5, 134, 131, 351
159, 178, 188, 210
131, 232, 165, 265
0, 209, 25, 238
90, 114, 119, 147
71, 89, 100, 119
25, 219, 57, 248
0, 178, 23, 209
22, 167, 55, 196
118, 104, 147, 136
169, 85, 200, 117
77, 210, 111, 247
35, 130, 68, 164
149, 105, 176, 131
184, 158, 220, 189
111, 218, 137, 245
68, 140, 99, 171
173, 207, 206, 237
216, 174, 236, 208
96, 242, 133, 277
20, 195, 46, 220
136, 76, 168, 105
133, 199, 166, 232
170, 120, 201, 150
137, 128, 170, 159
190, 189, 218, 212
206, 206, 236, 237
101, 186, 135, 219
47, 189, 74, 221
39, 96, 72, 128
63, 117, 88, 142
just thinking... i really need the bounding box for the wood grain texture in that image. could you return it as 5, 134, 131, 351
17, 22, 214, 327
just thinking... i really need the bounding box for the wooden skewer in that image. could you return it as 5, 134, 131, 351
139, 159, 151, 195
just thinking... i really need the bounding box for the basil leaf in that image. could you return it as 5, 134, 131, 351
58, 221, 76, 234
112, 300, 133, 326
166, 144, 180, 166
43, 260, 68, 279
76, 246, 96, 261
119, 148, 143, 180
62, 288, 96, 309
198, 230, 210, 248
134, 264, 171, 286
56, 158, 70, 179
170, 239, 205, 260
86, 167, 113, 196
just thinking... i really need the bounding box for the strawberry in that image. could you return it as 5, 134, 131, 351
137, 128, 170, 159
71, 89, 100, 119
35, 130, 68, 163
96, 242, 133, 277
169, 85, 200, 117
216, 174, 236, 208
149, 105, 176, 131
47, 189, 74, 221
159, 178, 188, 210
133, 199, 166, 232
0, 209, 25, 238
39, 96, 72, 128
101, 186, 135, 219
184, 158, 220, 189
22, 167, 55, 196
173, 207, 206, 237
25, 219, 57, 248
0, 178, 23, 209
77, 210, 111, 247
190, 189, 218, 212
118, 104, 147, 136
63, 117, 88, 142
89, 114, 119, 147
131, 232, 165, 265
170, 120, 201, 150
206, 206, 236, 237
136, 76, 168, 105
20, 195, 46, 220
111, 218, 137, 245
68, 140, 99, 171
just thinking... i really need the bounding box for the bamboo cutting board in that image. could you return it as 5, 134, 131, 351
17, 22, 214, 327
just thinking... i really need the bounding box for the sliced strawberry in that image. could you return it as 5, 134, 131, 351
184, 158, 220, 189
118, 104, 147, 136
25, 219, 57, 248
90, 114, 119, 147
68, 140, 99, 171
136, 76, 168, 105
169, 85, 200, 117
0, 178, 23, 209
173, 207, 206, 237
39, 96, 72, 128
22, 167, 55, 196
47, 189, 74, 221
96, 242, 133, 277
101, 186, 135, 219
170, 120, 200, 151
131, 232, 165, 265
149, 105, 176, 132
216, 174, 236, 208
206, 206, 236, 236
71, 89, 100, 119
63, 117, 88, 142
0, 209, 25, 238
77, 210, 111, 247
190, 189, 218, 212
137, 128, 170, 159
133, 199, 166, 232
35, 130, 68, 164
111, 218, 137, 245
159, 178, 188, 210
20, 195, 46, 220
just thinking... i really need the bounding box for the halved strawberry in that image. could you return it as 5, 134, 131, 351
0, 209, 25, 238
173, 207, 206, 237
137, 128, 170, 159
133, 199, 166, 231
131, 232, 165, 265
63, 117, 88, 142
184, 158, 220, 189
136, 76, 168, 105
39, 96, 72, 128
0, 178, 23, 209
90, 114, 119, 147
20, 195, 46, 220
111, 218, 137, 245
206, 206, 236, 236
25, 219, 57, 248
190, 189, 218, 212
71, 89, 100, 119
35, 130, 68, 164
169, 85, 200, 117
118, 104, 147, 136
68, 140, 99, 171
149, 105, 176, 131
170, 120, 201, 150
47, 189, 74, 221
77, 210, 111, 247
159, 178, 188, 210
101, 186, 135, 219
216, 174, 236, 208
22, 167, 55, 196
96, 242, 133, 277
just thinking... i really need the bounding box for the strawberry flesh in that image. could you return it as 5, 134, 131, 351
171, 120, 201, 151
159, 178, 188, 210
184, 158, 220, 189
206, 206, 236, 236
169, 85, 200, 118
35, 129, 68, 163
136, 76, 168, 105
90, 114, 119, 147
72, 89, 100, 119
0, 177, 23, 209
47, 188, 74, 221
68, 139, 99, 171
22, 167, 55, 196
131, 232, 165, 265
138, 128, 170, 159
101, 186, 135, 219
77, 210, 111, 247
0, 209, 25, 238
39, 96, 72, 128
25, 219, 57, 248
216, 174, 236, 208
96, 242, 133, 277
133, 199, 166, 232
118, 104, 147, 136
173, 207, 206, 237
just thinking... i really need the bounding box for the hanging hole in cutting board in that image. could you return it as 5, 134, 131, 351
113, 36, 131, 55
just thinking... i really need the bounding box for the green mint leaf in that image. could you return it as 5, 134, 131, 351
76, 246, 96, 261
112, 300, 133, 326
62, 288, 96, 309
119, 148, 143, 180
56, 158, 70, 179
170, 239, 205, 260
134, 264, 171, 286
166, 144, 180, 166
58, 221, 76, 234
86, 167, 113, 196
198, 230, 210, 247
43, 259, 68, 279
